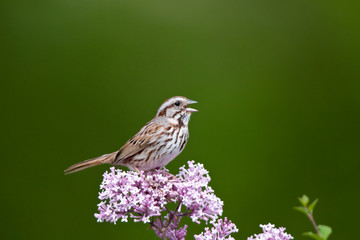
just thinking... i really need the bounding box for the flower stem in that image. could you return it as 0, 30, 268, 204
305, 206, 322, 238
161, 227, 168, 240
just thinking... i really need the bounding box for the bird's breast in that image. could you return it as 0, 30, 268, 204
136, 127, 189, 171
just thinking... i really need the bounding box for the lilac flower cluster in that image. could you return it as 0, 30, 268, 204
95, 161, 235, 239
247, 223, 293, 240
194, 217, 239, 240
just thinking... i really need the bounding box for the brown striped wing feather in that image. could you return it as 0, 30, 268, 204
113, 121, 165, 165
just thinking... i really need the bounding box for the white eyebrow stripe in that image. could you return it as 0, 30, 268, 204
156, 96, 188, 115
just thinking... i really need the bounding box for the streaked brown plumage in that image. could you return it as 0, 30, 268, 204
64, 96, 197, 174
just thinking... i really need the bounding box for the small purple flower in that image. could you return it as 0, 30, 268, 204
247, 223, 293, 240
94, 161, 233, 239
194, 217, 239, 240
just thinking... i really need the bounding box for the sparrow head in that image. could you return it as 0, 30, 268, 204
156, 96, 198, 122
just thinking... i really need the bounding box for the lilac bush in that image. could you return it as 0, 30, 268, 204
95, 161, 238, 239
247, 223, 293, 240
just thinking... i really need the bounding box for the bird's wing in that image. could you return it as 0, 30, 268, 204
113, 121, 166, 165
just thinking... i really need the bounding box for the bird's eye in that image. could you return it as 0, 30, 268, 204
174, 101, 180, 106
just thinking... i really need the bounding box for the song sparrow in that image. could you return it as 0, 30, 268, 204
64, 96, 197, 174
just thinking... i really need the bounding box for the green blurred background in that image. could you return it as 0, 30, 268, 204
1, 0, 359, 239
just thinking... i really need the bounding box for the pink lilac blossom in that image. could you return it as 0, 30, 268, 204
247, 223, 294, 240
194, 217, 239, 240
95, 161, 234, 239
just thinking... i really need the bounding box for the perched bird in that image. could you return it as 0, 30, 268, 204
64, 96, 197, 174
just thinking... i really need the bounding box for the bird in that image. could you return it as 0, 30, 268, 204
64, 96, 197, 174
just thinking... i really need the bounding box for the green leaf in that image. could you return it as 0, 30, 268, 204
303, 232, 324, 240
318, 225, 332, 240
299, 195, 310, 206
294, 206, 308, 216
308, 199, 319, 213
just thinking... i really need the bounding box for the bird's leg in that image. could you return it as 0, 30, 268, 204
133, 166, 142, 175
150, 167, 175, 181
163, 170, 177, 181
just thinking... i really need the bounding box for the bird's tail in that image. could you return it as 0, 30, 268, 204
64, 152, 117, 174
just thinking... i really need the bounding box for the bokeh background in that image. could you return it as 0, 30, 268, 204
1, 0, 359, 239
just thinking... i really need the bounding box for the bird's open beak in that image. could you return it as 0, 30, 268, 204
186, 99, 198, 112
